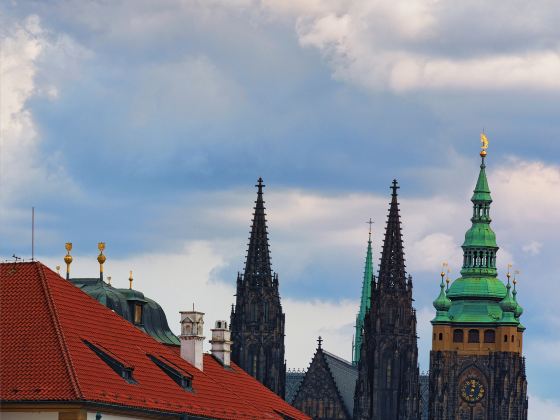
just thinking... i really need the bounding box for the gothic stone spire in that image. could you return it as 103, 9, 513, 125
354, 180, 420, 420
230, 178, 286, 397
244, 177, 273, 281
377, 179, 407, 291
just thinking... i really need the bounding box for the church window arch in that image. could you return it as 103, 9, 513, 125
468, 329, 480, 343
504, 334, 508, 343
439, 332, 443, 341
484, 329, 495, 343
453, 329, 464, 343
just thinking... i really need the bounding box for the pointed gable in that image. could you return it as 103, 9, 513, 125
292, 344, 356, 420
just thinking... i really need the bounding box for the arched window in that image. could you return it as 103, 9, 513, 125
386, 359, 392, 387
439, 332, 443, 341
453, 329, 464, 343
468, 329, 480, 343
504, 334, 508, 343
511, 335, 515, 342
484, 329, 495, 343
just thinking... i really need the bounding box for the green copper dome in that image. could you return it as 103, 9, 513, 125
71, 277, 180, 345
513, 285, 524, 318
432, 275, 452, 322
433, 153, 520, 326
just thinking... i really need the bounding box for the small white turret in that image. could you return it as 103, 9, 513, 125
180, 310, 205, 371
210, 320, 232, 367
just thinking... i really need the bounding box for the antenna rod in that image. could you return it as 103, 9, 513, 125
31, 207, 35, 261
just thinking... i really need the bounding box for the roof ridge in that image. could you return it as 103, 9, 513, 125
35, 263, 83, 399
323, 350, 353, 367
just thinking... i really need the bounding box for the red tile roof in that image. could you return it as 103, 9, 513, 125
0, 262, 309, 420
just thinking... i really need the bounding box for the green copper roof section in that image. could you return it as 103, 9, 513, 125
70, 277, 180, 345
471, 159, 492, 203
434, 151, 523, 326
432, 273, 452, 322
353, 229, 374, 365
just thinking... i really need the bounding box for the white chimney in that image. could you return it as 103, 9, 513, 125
179, 310, 205, 371
210, 320, 232, 367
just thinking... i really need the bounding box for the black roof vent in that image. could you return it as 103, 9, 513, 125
82, 339, 137, 384
148, 354, 193, 391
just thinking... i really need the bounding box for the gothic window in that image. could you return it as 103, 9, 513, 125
264, 301, 269, 322
252, 353, 258, 377
484, 329, 495, 343
453, 329, 464, 343
386, 359, 392, 386
468, 329, 480, 343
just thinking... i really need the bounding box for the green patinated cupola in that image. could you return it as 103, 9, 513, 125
432, 141, 522, 327
433, 268, 452, 322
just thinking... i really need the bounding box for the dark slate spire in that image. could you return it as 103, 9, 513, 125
230, 178, 286, 397
354, 180, 420, 420
377, 179, 407, 291
244, 177, 273, 283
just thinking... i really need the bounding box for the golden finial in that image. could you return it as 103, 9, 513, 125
56, 265, 61, 276
97, 242, 106, 278
129, 270, 133, 290
107, 276, 112, 285
513, 270, 520, 286
64, 242, 73, 280
480, 132, 489, 157
441, 262, 448, 278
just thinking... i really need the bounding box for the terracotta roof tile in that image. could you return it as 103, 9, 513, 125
0, 262, 309, 420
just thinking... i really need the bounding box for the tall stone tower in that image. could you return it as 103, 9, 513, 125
353, 223, 375, 365
354, 180, 421, 420
230, 178, 286, 397
428, 144, 528, 420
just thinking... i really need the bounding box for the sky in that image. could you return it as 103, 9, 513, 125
1, 1, 559, 417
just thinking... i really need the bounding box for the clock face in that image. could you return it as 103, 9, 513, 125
460, 378, 485, 403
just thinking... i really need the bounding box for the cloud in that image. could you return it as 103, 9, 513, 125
491, 158, 560, 238
0, 15, 82, 242
529, 395, 560, 420
523, 241, 543, 256
275, 0, 560, 91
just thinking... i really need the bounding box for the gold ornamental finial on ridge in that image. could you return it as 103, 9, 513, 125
97, 242, 106, 273
129, 270, 134, 290
480, 132, 489, 157
64, 242, 73, 279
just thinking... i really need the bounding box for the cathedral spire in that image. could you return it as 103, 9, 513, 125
377, 179, 407, 291
244, 177, 273, 283
231, 178, 286, 397
353, 220, 374, 365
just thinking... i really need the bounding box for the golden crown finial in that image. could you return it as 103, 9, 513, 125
97, 242, 106, 282
64, 242, 73, 279
97, 242, 106, 265
480, 132, 489, 157
129, 270, 133, 290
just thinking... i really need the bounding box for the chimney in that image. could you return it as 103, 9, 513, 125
179, 310, 205, 371
210, 320, 232, 367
